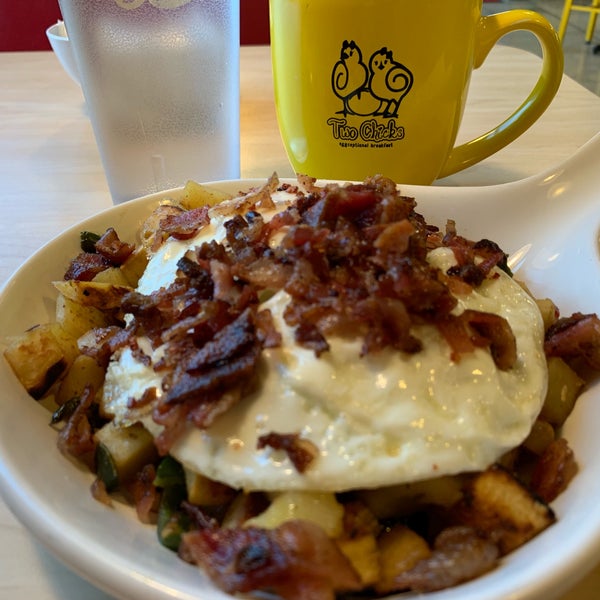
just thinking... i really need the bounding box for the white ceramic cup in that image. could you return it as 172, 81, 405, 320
46, 21, 80, 85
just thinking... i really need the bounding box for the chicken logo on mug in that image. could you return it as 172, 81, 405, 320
329, 41, 413, 146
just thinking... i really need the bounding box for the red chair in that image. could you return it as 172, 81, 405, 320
0, 0, 270, 51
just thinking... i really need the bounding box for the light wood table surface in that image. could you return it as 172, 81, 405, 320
1, 44, 600, 600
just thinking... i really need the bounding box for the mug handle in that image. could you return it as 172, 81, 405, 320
438, 10, 563, 179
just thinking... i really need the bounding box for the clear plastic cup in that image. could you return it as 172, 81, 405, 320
59, 0, 240, 203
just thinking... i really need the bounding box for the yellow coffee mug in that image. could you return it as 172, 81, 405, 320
269, 0, 563, 184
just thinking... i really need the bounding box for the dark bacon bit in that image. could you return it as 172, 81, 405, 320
179, 520, 362, 600
65, 228, 135, 280
64, 251, 111, 281
435, 315, 479, 361
90, 477, 113, 506
530, 438, 578, 503
473, 239, 511, 277
95, 227, 135, 265
446, 263, 486, 288
153, 402, 192, 456
56, 385, 96, 463
257, 432, 319, 473
128, 464, 159, 524
255, 308, 282, 349
302, 186, 382, 229
79, 325, 132, 368
294, 322, 330, 357
127, 385, 159, 410
187, 386, 245, 430
159, 206, 210, 240
390, 526, 499, 593
443, 229, 510, 285
353, 296, 422, 356
166, 345, 260, 407
544, 312, 600, 370
181, 500, 220, 531
437, 310, 517, 370
462, 309, 517, 371
171, 308, 257, 381
373, 218, 416, 254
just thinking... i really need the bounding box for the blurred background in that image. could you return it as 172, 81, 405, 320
483, 0, 600, 95
0, 0, 598, 94
0, 0, 270, 48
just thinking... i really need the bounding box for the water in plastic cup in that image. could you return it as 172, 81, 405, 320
59, 0, 240, 204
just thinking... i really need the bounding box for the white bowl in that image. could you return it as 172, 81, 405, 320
45, 20, 80, 85
1, 134, 600, 600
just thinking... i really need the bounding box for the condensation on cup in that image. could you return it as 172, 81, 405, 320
59, 0, 240, 204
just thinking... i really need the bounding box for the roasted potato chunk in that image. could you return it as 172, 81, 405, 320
94, 422, 157, 491
540, 356, 585, 427
180, 180, 232, 210
91, 266, 130, 286
376, 524, 431, 593
56, 294, 108, 339
4, 323, 77, 398
55, 354, 106, 407
522, 419, 556, 455
54, 280, 133, 310
337, 534, 380, 587
536, 297, 560, 330
184, 469, 236, 506
244, 491, 344, 538
456, 465, 555, 554
119, 246, 149, 287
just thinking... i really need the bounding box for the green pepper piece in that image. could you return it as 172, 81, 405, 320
157, 484, 190, 551
80, 231, 101, 253
154, 455, 186, 488
95, 442, 119, 492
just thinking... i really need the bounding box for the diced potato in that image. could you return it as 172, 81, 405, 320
55, 354, 106, 406
184, 468, 236, 506
523, 419, 556, 455
360, 475, 464, 519
120, 247, 149, 287
94, 422, 157, 490
92, 266, 130, 286
54, 280, 133, 310
221, 492, 269, 529
4, 323, 78, 399
139, 204, 183, 252
244, 491, 344, 538
180, 180, 233, 209
536, 298, 559, 331
56, 294, 108, 339
337, 535, 380, 586
540, 357, 585, 427
457, 465, 555, 555
342, 500, 381, 538
38, 393, 60, 414
376, 524, 431, 593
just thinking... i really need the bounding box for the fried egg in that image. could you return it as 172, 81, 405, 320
102, 191, 547, 492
